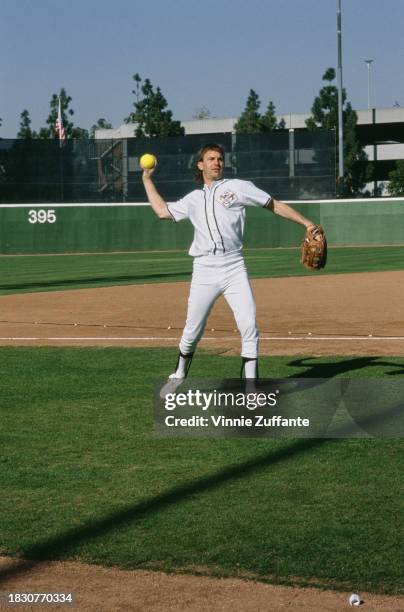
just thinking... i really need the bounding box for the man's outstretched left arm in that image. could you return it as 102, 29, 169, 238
265, 198, 316, 230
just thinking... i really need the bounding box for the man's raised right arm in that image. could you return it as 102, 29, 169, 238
142, 167, 172, 220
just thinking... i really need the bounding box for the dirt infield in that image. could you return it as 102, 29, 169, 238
0, 270, 404, 355
1, 557, 404, 612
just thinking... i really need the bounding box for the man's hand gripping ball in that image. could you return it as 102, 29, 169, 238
140, 153, 157, 170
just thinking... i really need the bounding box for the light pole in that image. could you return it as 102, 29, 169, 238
337, 0, 344, 196
364, 59, 374, 109
365, 59, 376, 195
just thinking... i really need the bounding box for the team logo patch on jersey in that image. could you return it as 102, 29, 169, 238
218, 191, 238, 208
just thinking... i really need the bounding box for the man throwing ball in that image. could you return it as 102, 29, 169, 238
142, 143, 319, 381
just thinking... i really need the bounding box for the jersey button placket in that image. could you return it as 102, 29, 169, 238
207, 193, 219, 253
211, 187, 225, 253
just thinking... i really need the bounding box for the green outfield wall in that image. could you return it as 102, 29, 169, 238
0, 199, 403, 255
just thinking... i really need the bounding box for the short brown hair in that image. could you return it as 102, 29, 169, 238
194, 143, 225, 184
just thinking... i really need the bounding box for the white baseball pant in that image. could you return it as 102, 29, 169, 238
179, 250, 259, 358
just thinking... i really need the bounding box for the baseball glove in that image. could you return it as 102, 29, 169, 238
300, 225, 327, 270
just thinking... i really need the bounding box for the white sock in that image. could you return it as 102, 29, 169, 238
243, 358, 258, 379
175, 353, 193, 377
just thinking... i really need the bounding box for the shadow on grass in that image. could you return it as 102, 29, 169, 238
287, 356, 404, 378
0, 437, 329, 583
0, 271, 190, 292
1, 356, 403, 583
1, 391, 402, 584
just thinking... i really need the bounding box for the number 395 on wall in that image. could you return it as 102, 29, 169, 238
28, 209, 57, 224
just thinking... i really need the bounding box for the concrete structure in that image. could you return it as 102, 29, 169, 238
96, 106, 404, 138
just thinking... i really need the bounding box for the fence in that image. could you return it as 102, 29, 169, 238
0, 131, 335, 204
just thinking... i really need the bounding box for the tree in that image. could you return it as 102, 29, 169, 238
17, 109, 37, 139
235, 91, 285, 134
90, 118, 112, 138
234, 89, 261, 134
259, 100, 286, 131
306, 68, 339, 131
388, 160, 404, 196
192, 106, 212, 120
306, 68, 367, 195
124, 74, 184, 137
38, 88, 88, 139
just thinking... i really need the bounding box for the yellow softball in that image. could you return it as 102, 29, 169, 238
139, 153, 157, 170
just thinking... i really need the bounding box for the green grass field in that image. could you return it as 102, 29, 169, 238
1, 347, 403, 594
0, 245, 404, 295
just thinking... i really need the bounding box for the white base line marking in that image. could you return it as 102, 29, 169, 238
1, 336, 404, 342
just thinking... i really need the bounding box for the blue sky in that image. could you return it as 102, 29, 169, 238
1, 0, 403, 137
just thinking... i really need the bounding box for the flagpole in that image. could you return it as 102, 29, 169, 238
56, 96, 64, 202
59, 141, 64, 202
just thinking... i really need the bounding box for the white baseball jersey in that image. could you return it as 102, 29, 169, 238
167, 178, 271, 256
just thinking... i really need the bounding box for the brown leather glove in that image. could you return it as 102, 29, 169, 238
300, 225, 327, 270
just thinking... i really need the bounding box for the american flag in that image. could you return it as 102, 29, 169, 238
55, 97, 66, 145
